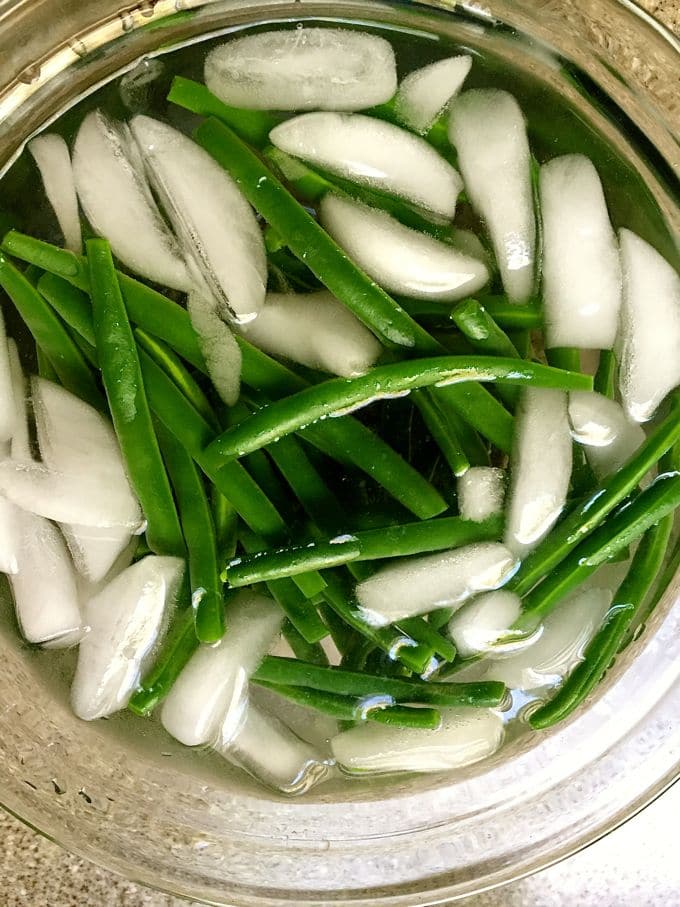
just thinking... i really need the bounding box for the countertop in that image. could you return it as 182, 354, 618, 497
2, 1, 679, 905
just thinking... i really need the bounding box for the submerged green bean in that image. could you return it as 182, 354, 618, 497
509, 393, 680, 597
203, 356, 591, 466
252, 656, 507, 707
593, 349, 617, 398
255, 681, 441, 730
37, 272, 96, 345
529, 513, 674, 729
414, 388, 470, 477
87, 239, 184, 557
281, 621, 329, 666
451, 298, 520, 407
156, 421, 224, 643
0, 251, 104, 410
225, 513, 502, 586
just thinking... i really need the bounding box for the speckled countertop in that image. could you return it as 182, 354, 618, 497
2, 1, 679, 905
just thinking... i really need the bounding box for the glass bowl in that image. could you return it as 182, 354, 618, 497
0, 1, 678, 904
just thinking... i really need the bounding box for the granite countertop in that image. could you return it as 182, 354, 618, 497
1, 1, 679, 905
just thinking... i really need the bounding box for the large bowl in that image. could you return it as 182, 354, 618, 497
0, 1, 678, 904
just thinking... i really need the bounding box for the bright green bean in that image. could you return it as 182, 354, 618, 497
0, 251, 104, 410
87, 239, 184, 557
211, 486, 238, 564
516, 471, 680, 629
254, 681, 441, 729
546, 347, 581, 372
37, 272, 96, 345
529, 513, 674, 729
509, 393, 680, 597
281, 621, 329, 666
224, 513, 502, 586
414, 388, 470, 477
396, 616, 456, 663
594, 349, 617, 398
203, 356, 591, 466
156, 421, 223, 643
252, 656, 507, 707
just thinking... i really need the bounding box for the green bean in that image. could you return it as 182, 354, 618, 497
224, 513, 502, 586
622, 530, 680, 649
451, 298, 520, 407
414, 389, 470, 477
211, 486, 238, 563
546, 347, 581, 372
1, 231, 206, 371
529, 514, 674, 729
594, 349, 617, 398
36, 345, 59, 381
429, 608, 455, 631
37, 272, 96, 345
509, 393, 680, 597
396, 616, 456, 663
0, 251, 104, 410
516, 472, 680, 628
321, 570, 432, 674
128, 605, 198, 717
155, 420, 223, 643
281, 621, 329, 666
135, 329, 216, 428
254, 681, 441, 730
167, 76, 281, 146
399, 295, 542, 331
195, 118, 436, 352
87, 240, 185, 556
252, 656, 507, 707
139, 349, 326, 602
203, 356, 591, 466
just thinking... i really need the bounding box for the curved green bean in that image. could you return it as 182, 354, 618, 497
254, 681, 441, 730
252, 656, 507, 708
0, 251, 104, 410
155, 420, 223, 643
87, 239, 184, 556
203, 356, 591, 466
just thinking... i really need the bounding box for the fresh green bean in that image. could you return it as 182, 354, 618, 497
529, 514, 674, 729
1, 231, 207, 371
429, 607, 455, 631
594, 349, 617, 398
414, 389, 470, 477
211, 486, 238, 563
203, 356, 591, 466
0, 251, 104, 410
37, 272, 96, 345
195, 118, 438, 351
156, 420, 223, 643
509, 393, 680, 597
87, 239, 184, 556
224, 513, 502, 586
321, 570, 432, 674
451, 298, 520, 407
396, 616, 456, 663
281, 621, 329, 666
128, 605, 198, 717
622, 531, 680, 649
255, 681, 441, 730
516, 472, 680, 628
252, 656, 507, 707
36, 345, 59, 381
546, 348, 581, 372
400, 295, 542, 331
167, 76, 281, 146
135, 329, 216, 428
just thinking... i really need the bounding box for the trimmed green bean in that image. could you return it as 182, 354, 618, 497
451, 298, 520, 407
516, 471, 680, 628
414, 389, 470, 477
429, 607, 455, 631
397, 616, 456, 663
167, 76, 281, 146
252, 656, 507, 707
546, 347, 581, 372
0, 251, 104, 410
594, 349, 617, 398
529, 513, 674, 729
400, 295, 542, 331
255, 681, 441, 730
156, 420, 223, 643
224, 513, 502, 586
136, 329, 216, 428
509, 393, 680, 597
128, 605, 198, 717
203, 356, 591, 466
281, 621, 329, 666
87, 239, 184, 556
37, 272, 96, 345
